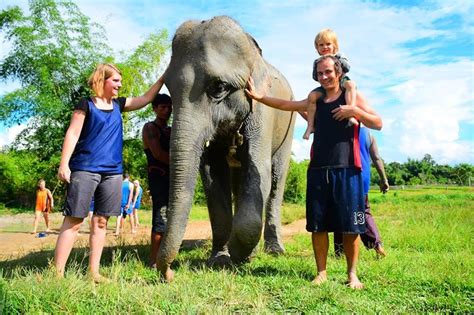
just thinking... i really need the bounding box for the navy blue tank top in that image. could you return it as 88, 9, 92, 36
144, 122, 170, 175
69, 97, 125, 174
309, 91, 361, 169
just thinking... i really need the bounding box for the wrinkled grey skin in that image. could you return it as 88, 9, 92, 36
158, 16, 295, 275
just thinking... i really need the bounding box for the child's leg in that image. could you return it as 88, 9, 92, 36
134, 208, 139, 228
130, 214, 136, 233
303, 90, 322, 140
344, 81, 358, 126
43, 211, 51, 232
89, 214, 109, 278
54, 216, 84, 276
114, 213, 122, 235
88, 211, 93, 231
303, 103, 316, 140
32, 210, 42, 233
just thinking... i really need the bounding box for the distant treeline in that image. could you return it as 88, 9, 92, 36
0, 148, 471, 208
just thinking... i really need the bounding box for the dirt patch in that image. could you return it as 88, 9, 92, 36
0, 213, 308, 261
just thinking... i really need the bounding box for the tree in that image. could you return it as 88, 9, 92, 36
0, 0, 169, 207
0, 0, 109, 159
0, 0, 169, 157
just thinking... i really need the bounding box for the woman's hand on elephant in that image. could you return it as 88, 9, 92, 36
245, 77, 263, 100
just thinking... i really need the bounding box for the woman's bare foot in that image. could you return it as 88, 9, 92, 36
311, 271, 328, 285
347, 272, 364, 290
88, 273, 110, 284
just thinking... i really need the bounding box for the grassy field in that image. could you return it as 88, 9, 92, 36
0, 187, 473, 313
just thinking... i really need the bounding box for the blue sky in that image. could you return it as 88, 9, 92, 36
1, 0, 473, 165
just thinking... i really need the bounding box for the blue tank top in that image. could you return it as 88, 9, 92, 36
359, 127, 371, 194
309, 92, 361, 169
121, 180, 131, 206
134, 186, 143, 207
69, 98, 124, 174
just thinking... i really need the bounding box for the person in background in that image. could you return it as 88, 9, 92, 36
131, 179, 143, 231
32, 179, 54, 234
115, 174, 134, 236
334, 126, 388, 257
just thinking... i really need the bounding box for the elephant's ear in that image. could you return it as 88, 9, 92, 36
246, 33, 262, 56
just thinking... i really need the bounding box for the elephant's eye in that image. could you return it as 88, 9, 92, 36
207, 79, 232, 102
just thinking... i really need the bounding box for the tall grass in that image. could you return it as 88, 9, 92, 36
0, 187, 472, 313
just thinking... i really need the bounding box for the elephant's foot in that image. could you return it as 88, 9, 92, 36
264, 241, 285, 256
207, 250, 232, 268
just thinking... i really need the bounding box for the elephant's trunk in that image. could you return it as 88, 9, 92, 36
157, 117, 206, 274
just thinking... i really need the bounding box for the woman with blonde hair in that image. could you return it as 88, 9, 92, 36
55, 63, 166, 282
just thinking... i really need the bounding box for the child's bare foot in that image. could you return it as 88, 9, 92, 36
302, 131, 310, 140
346, 117, 358, 127
375, 244, 386, 257
347, 272, 364, 289
311, 272, 327, 285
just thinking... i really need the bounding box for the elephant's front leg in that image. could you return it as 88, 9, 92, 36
200, 145, 233, 267
228, 145, 271, 263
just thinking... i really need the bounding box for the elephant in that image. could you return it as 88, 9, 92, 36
158, 16, 295, 280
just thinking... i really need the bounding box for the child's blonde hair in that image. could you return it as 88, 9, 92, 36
314, 28, 339, 54
88, 63, 122, 97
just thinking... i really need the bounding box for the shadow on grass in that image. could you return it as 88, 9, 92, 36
0, 238, 210, 278
0, 238, 312, 281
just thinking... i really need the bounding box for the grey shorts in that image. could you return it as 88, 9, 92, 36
63, 171, 122, 218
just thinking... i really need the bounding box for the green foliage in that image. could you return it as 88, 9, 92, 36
0, 150, 61, 207
193, 176, 207, 205
284, 159, 308, 204
0, 188, 472, 312
0, 0, 108, 158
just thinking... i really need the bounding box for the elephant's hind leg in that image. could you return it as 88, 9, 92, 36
263, 151, 291, 255
200, 146, 233, 267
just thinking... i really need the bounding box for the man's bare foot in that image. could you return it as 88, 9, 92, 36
46, 228, 52, 233
347, 272, 364, 290
375, 244, 386, 257
162, 268, 175, 283
311, 272, 328, 285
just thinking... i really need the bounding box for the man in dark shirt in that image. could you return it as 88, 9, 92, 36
246, 55, 382, 289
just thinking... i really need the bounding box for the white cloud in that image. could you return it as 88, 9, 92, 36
0, 124, 27, 148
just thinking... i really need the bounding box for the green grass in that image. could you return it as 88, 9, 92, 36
0, 187, 473, 313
